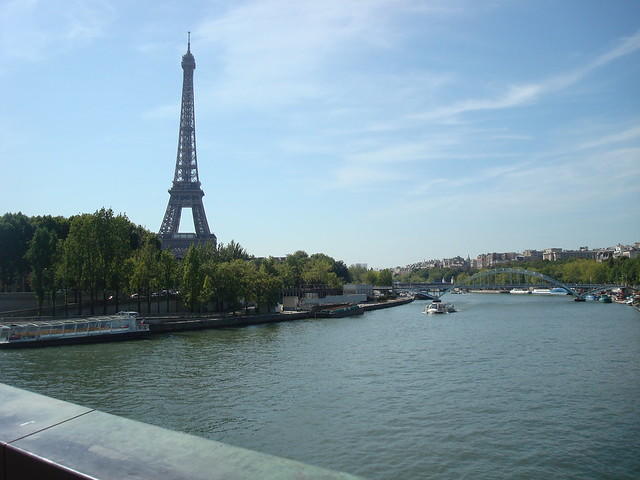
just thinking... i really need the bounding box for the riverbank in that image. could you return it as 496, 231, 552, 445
145, 296, 414, 333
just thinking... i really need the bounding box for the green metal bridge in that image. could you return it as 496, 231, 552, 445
396, 268, 628, 300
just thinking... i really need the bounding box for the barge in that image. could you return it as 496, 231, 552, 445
0, 312, 150, 349
314, 304, 364, 318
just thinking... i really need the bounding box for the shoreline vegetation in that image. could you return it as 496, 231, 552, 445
1, 210, 638, 317
0, 210, 393, 317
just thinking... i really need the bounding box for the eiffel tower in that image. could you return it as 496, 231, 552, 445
159, 34, 217, 257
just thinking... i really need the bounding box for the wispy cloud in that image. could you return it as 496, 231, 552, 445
333, 163, 410, 189
578, 125, 640, 150
409, 84, 543, 121
409, 30, 640, 122
390, 146, 640, 218
193, 0, 466, 107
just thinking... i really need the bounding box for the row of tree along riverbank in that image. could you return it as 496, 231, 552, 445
4, 209, 636, 318
0, 210, 394, 317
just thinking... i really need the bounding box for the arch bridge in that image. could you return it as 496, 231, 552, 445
405, 268, 625, 300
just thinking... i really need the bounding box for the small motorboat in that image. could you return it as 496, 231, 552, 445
424, 300, 456, 314
599, 295, 612, 303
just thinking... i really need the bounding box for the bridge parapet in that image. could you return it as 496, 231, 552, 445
0, 383, 363, 480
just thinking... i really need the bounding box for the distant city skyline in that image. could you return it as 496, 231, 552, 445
400, 240, 639, 270
1, 1, 639, 268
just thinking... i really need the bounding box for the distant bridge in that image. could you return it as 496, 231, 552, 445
396, 268, 627, 300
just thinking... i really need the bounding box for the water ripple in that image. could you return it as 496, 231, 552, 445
1, 296, 640, 479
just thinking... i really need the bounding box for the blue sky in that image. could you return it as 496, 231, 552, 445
1, 0, 639, 268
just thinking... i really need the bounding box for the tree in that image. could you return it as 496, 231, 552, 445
129, 236, 161, 314
0, 212, 35, 291
61, 214, 101, 314
31, 215, 70, 241
214, 261, 245, 312
332, 260, 352, 283
378, 269, 393, 286
365, 269, 379, 285
181, 245, 204, 312
216, 240, 250, 262
286, 250, 309, 287
273, 261, 296, 288
94, 208, 116, 313
254, 264, 283, 313
25, 227, 59, 315
348, 264, 368, 284
107, 214, 137, 312
200, 274, 215, 311
302, 257, 341, 287
0, 221, 18, 291
158, 250, 178, 312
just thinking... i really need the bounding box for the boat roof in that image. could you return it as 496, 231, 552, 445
0, 315, 136, 329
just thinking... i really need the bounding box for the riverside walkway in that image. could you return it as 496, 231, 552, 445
146, 297, 414, 333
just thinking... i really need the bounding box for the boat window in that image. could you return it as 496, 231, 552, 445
50, 325, 65, 334
0, 327, 9, 341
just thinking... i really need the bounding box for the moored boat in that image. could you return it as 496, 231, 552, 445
549, 287, 570, 295
532, 288, 551, 295
599, 295, 612, 304
509, 288, 530, 294
0, 312, 150, 349
314, 304, 364, 318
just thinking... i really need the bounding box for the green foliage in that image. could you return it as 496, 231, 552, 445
254, 264, 283, 312
216, 240, 250, 262
63, 213, 101, 307
1, 209, 462, 317
130, 237, 161, 297
25, 227, 59, 314
332, 260, 352, 283
158, 250, 178, 291
0, 212, 35, 290
181, 245, 204, 312
378, 269, 393, 286
348, 264, 368, 283
365, 269, 379, 285
302, 257, 341, 287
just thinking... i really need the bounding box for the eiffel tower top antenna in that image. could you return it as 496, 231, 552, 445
187, 31, 191, 52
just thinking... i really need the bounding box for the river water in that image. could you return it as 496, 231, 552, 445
2, 294, 639, 479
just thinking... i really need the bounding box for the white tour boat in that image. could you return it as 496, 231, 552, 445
424, 300, 456, 314
0, 312, 150, 349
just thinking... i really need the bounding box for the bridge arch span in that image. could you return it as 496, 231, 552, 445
455, 268, 579, 296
